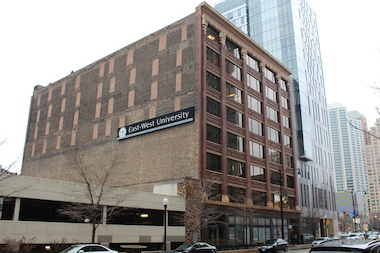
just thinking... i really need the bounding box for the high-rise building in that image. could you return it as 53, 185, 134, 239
328, 104, 369, 231
365, 118, 380, 213
21, 3, 299, 245
214, 0, 337, 236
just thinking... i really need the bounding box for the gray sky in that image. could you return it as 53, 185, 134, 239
1, 0, 379, 173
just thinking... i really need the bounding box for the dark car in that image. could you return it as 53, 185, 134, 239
172, 242, 216, 253
309, 239, 380, 253
258, 239, 288, 253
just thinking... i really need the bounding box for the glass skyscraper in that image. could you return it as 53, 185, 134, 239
215, 0, 337, 236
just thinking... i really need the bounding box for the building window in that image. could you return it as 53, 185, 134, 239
267, 106, 279, 122
283, 115, 291, 128
270, 170, 281, 185
225, 38, 241, 58
247, 74, 261, 92
227, 158, 246, 178
227, 106, 243, 127
249, 141, 264, 158
280, 79, 287, 91
227, 132, 244, 152
207, 48, 220, 67
206, 71, 220, 91
207, 152, 221, 172
264, 67, 276, 83
266, 86, 278, 103
287, 175, 295, 188
250, 165, 265, 182
207, 97, 221, 117
246, 55, 260, 72
284, 134, 291, 148
269, 148, 282, 164
281, 96, 289, 109
248, 117, 263, 136
207, 124, 221, 144
248, 95, 262, 113
208, 183, 222, 201
285, 154, 293, 168
226, 60, 242, 81
226, 82, 242, 103
252, 190, 266, 206
268, 127, 280, 143
206, 25, 219, 42
228, 186, 246, 203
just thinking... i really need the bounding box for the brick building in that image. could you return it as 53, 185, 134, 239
22, 3, 299, 246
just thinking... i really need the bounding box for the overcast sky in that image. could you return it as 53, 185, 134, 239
1, 0, 379, 173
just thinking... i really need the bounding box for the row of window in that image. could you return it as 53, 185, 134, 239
207, 69, 289, 109
207, 152, 294, 186
206, 25, 288, 93
209, 183, 295, 208
206, 46, 288, 93
1, 198, 184, 226
206, 123, 293, 160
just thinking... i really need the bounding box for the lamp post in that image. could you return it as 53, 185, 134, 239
163, 197, 169, 253
279, 169, 284, 239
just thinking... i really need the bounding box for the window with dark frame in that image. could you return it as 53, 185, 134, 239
206, 152, 222, 172
226, 106, 244, 127
206, 71, 221, 91
227, 132, 244, 152
269, 148, 282, 164
228, 186, 246, 203
206, 25, 219, 42
206, 124, 221, 144
250, 165, 265, 182
270, 170, 281, 185
226, 82, 242, 103
225, 38, 241, 58
246, 55, 260, 72
226, 60, 242, 81
249, 141, 264, 158
248, 117, 263, 136
207, 47, 220, 67
207, 97, 221, 117
248, 95, 262, 113
247, 73, 261, 92
227, 158, 246, 178
252, 190, 267, 206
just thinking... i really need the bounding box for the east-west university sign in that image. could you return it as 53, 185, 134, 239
117, 107, 195, 141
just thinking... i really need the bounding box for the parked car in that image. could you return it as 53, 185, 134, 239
347, 233, 365, 239
258, 239, 288, 253
303, 234, 315, 243
309, 239, 380, 253
172, 242, 216, 253
367, 234, 379, 240
311, 237, 331, 247
61, 244, 118, 253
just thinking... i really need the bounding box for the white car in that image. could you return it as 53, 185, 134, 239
367, 234, 379, 240
61, 244, 118, 253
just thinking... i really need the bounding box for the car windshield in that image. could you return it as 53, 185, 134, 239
263, 240, 276, 245
175, 244, 192, 251
61, 246, 78, 253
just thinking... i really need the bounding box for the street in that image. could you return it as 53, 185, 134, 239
289, 248, 310, 253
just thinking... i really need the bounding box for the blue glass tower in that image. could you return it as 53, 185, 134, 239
215, 0, 336, 237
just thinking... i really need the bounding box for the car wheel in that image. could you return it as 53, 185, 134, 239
284, 246, 288, 252
272, 247, 277, 253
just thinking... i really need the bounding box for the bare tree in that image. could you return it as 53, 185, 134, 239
58, 148, 130, 243
184, 179, 226, 244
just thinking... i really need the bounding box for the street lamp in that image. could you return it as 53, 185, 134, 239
163, 197, 169, 253
279, 169, 284, 239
